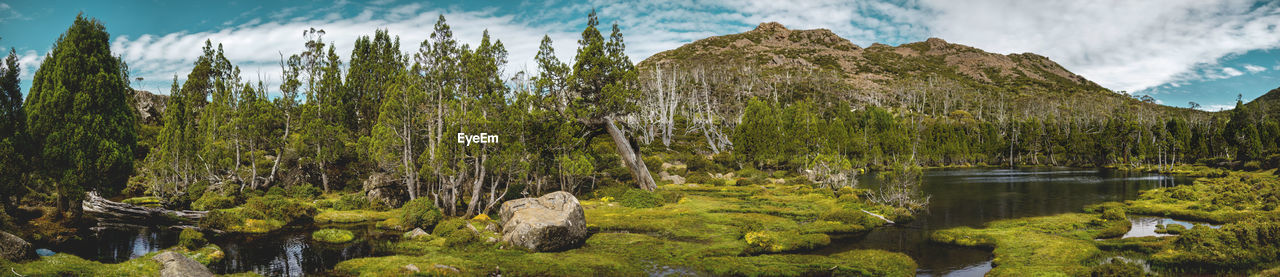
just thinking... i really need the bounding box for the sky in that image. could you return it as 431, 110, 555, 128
1, 0, 1279, 111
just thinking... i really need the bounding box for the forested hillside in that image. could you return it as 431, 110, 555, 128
631, 22, 1277, 173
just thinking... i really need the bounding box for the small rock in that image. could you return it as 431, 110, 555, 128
484, 222, 498, 232
403, 228, 430, 239
498, 191, 588, 252
0, 231, 36, 262
659, 171, 685, 185
35, 248, 55, 257
404, 264, 420, 273
434, 264, 460, 273
152, 251, 213, 277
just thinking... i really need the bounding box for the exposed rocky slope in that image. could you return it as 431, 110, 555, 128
638, 22, 1205, 121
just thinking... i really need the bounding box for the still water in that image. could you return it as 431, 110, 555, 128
825, 168, 1193, 277
54, 223, 388, 276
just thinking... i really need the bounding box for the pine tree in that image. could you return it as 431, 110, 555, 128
1, 46, 25, 212
347, 29, 402, 136
25, 14, 137, 215
566, 10, 656, 191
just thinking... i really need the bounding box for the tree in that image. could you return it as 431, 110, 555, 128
292, 28, 348, 193
1, 46, 25, 212
535, 35, 570, 111
566, 10, 656, 191
25, 14, 137, 215
347, 29, 403, 136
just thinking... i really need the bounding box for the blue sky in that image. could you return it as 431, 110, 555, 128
1, 0, 1279, 111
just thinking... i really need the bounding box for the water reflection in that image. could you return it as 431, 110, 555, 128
50, 224, 385, 277
823, 168, 1193, 277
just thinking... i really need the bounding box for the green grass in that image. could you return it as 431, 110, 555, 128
313, 228, 356, 243
930, 212, 1124, 276
2, 245, 224, 276
315, 209, 398, 224
336, 180, 914, 276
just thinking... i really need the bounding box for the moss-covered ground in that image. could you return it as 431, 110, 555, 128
928, 167, 1280, 276
0, 245, 239, 276
929, 206, 1129, 276
332, 181, 917, 276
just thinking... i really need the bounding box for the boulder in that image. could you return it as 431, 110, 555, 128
0, 231, 36, 262
659, 171, 685, 185
403, 228, 430, 239
364, 173, 408, 208
498, 191, 587, 252
152, 251, 213, 277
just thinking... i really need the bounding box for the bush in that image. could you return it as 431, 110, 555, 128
679, 153, 718, 173
312, 228, 355, 243
1243, 161, 1263, 171
620, 189, 664, 208
192, 191, 236, 210
400, 197, 443, 230
178, 228, 207, 250
432, 218, 477, 246
1101, 206, 1126, 221
819, 208, 874, 226
286, 184, 322, 200
323, 193, 373, 211
245, 195, 317, 223
266, 186, 286, 197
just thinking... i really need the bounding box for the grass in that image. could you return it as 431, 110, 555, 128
335, 180, 914, 276
315, 208, 398, 224
313, 228, 356, 243
930, 212, 1128, 276
1, 245, 224, 276
1125, 169, 1280, 224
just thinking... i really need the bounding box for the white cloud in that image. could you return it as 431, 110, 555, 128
914, 0, 1280, 93
113, 3, 581, 95
1245, 64, 1267, 73
1201, 104, 1235, 112
1223, 67, 1245, 77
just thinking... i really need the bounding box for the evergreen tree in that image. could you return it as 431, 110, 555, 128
347, 29, 403, 136
566, 10, 656, 191
25, 15, 137, 215
1, 46, 25, 212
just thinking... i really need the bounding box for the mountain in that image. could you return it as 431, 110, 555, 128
639, 22, 1204, 121
1244, 86, 1280, 119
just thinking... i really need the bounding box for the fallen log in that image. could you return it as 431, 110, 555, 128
82, 191, 207, 225
861, 209, 896, 224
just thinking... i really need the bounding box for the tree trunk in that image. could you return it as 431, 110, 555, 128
604, 116, 657, 191
82, 191, 207, 225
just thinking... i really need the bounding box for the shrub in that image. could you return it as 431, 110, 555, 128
200, 209, 246, 230
1243, 161, 1263, 171
312, 228, 355, 243
743, 230, 831, 253
192, 191, 236, 210
286, 184, 322, 200
245, 195, 317, 223
679, 153, 717, 173
658, 190, 685, 204
685, 173, 712, 185
400, 197, 443, 230
819, 208, 874, 226
1101, 206, 1126, 221
178, 228, 207, 250
432, 218, 477, 246
620, 189, 664, 208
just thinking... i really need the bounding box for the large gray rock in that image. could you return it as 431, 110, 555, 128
0, 231, 36, 262
152, 251, 213, 277
364, 173, 408, 208
498, 191, 587, 252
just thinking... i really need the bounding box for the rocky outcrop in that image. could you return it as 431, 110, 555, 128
364, 173, 408, 208
659, 171, 685, 185
498, 191, 588, 252
133, 90, 169, 125
0, 231, 36, 262
152, 251, 213, 277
